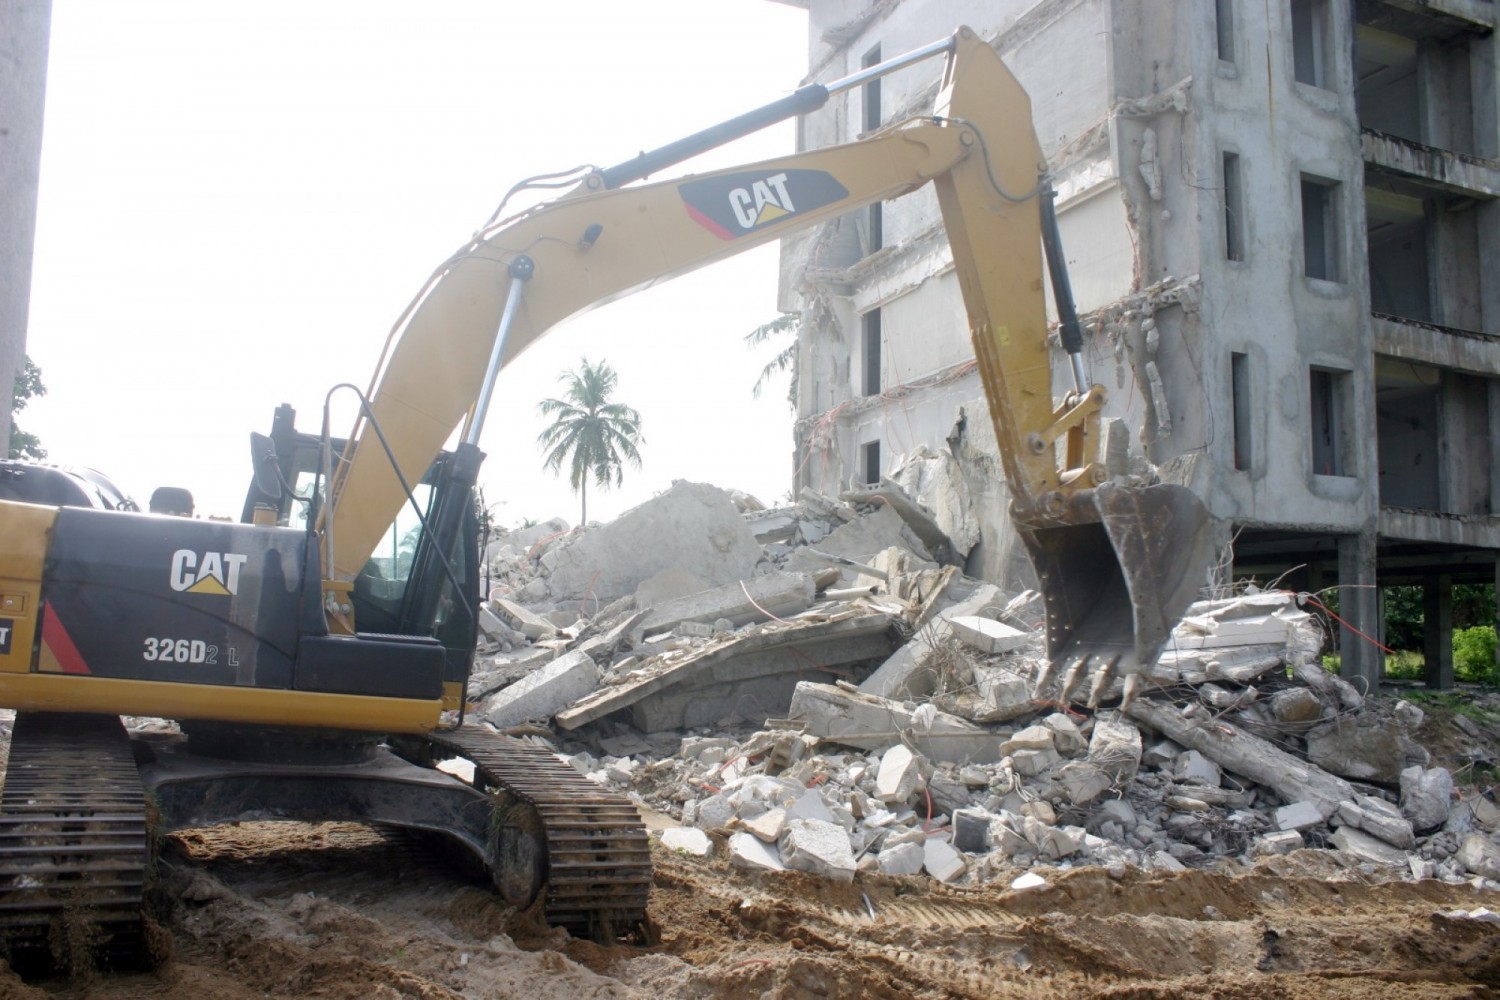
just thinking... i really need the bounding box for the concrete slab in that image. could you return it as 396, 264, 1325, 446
545, 482, 764, 602
877, 840, 925, 875
638, 570, 816, 634
947, 615, 1030, 654
479, 650, 598, 729
729, 832, 786, 872
788, 681, 1004, 764
1329, 826, 1409, 866
779, 819, 856, 882
556, 614, 892, 730
923, 838, 967, 882
659, 827, 712, 857
860, 582, 1006, 700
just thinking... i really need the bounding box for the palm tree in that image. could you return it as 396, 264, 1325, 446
536, 358, 643, 526
744, 312, 798, 403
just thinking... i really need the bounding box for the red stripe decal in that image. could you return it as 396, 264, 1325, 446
684, 202, 736, 241
41, 607, 91, 675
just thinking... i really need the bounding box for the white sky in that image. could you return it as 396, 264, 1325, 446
26, 0, 810, 526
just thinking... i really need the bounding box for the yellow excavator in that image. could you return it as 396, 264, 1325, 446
0, 26, 1213, 970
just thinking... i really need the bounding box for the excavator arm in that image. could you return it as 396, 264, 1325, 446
324, 26, 1213, 698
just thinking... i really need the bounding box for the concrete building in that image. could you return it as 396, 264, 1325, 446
0, 0, 52, 453
773, 0, 1500, 690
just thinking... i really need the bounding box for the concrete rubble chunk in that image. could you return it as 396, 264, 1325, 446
1087, 714, 1143, 785
1253, 831, 1304, 856
946, 615, 1030, 654
779, 819, 857, 882
489, 597, 557, 640
479, 649, 598, 729
1000, 725, 1055, 755
789, 681, 1005, 763
1329, 826, 1409, 866
1127, 698, 1354, 821
923, 838, 967, 882
659, 827, 712, 857
545, 482, 764, 602
859, 583, 1004, 700
1011, 872, 1049, 892
638, 570, 816, 634
729, 832, 785, 872
1400, 765, 1454, 832
1457, 834, 1500, 880
1306, 715, 1430, 784
876, 745, 925, 804
1012, 747, 1061, 778
1275, 801, 1324, 832
1336, 796, 1415, 850
1042, 713, 1088, 756
937, 664, 1039, 724
741, 808, 788, 843
790, 789, 836, 824
877, 840, 926, 876
1173, 750, 1222, 788
952, 808, 995, 853
1269, 688, 1325, 724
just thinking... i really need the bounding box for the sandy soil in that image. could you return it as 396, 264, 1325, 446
1, 816, 1496, 1000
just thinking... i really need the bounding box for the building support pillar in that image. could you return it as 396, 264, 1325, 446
1336, 531, 1380, 693
1422, 572, 1453, 689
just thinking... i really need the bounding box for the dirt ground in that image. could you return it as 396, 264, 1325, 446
0, 816, 1492, 1000
3, 695, 1500, 1000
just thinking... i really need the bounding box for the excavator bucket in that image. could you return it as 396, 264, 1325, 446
1019, 481, 1216, 700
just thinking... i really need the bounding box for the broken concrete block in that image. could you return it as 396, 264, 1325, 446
1306, 715, 1431, 784
951, 808, 995, 853
1011, 747, 1060, 778
1253, 830, 1304, 856
1056, 762, 1112, 806
876, 745, 925, 804
1143, 739, 1182, 769
859, 582, 1004, 700
479, 650, 598, 729
1393, 700, 1425, 729
779, 819, 856, 882
638, 570, 816, 634
729, 832, 785, 872
1173, 750, 1222, 788
789, 682, 1004, 763
1336, 796, 1415, 850
923, 838, 967, 882
877, 840, 926, 876
740, 808, 788, 843
696, 793, 736, 831
1011, 872, 1049, 892
660, 827, 712, 857
1400, 765, 1454, 832
1042, 713, 1088, 756
488, 598, 557, 640
947, 615, 1030, 654
634, 567, 712, 608
1329, 826, 1409, 866
1087, 714, 1143, 784
786, 503, 932, 577
1270, 688, 1325, 724
936, 664, 1040, 724
546, 482, 764, 602
1457, 834, 1500, 880
1000, 725, 1055, 755
790, 789, 836, 825
1275, 801, 1323, 832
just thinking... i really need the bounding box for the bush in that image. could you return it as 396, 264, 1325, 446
1454, 626, 1497, 684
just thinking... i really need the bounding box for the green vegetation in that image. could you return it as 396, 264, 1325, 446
9, 355, 45, 460
536, 358, 643, 526
1454, 625, 1498, 684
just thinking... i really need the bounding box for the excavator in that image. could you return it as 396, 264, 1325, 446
0, 26, 1213, 970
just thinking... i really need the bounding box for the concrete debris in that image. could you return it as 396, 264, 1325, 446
465, 491, 1495, 895
479, 649, 597, 730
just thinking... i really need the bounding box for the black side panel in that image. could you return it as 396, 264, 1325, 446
293, 634, 445, 700
42, 508, 307, 688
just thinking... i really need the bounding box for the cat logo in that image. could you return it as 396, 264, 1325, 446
170, 549, 248, 596
680, 168, 849, 241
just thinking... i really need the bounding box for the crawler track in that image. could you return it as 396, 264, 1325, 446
0, 712, 150, 970
426, 725, 651, 939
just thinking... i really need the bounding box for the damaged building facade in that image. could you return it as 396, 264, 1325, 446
772, 0, 1500, 690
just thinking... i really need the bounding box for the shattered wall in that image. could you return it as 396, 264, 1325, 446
781, 0, 1500, 689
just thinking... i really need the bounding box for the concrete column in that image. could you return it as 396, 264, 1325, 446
1336, 531, 1381, 692
0, 1, 52, 455
1422, 572, 1454, 689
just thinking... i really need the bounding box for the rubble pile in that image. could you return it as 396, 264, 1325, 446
470, 477, 1500, 893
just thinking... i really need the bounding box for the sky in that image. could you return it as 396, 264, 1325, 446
25, 0, 810, 527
